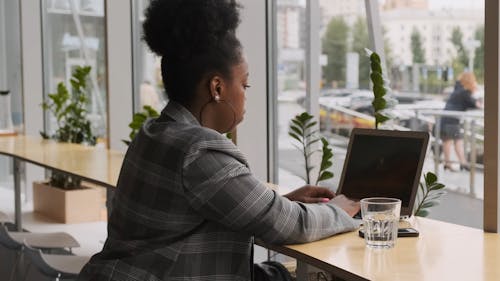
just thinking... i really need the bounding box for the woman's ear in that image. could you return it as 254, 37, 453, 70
209, 76, 224, 100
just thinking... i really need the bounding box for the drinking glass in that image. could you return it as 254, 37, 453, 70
360, 197, 401, 249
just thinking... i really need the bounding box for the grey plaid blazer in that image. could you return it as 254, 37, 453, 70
78, 101, 358, 281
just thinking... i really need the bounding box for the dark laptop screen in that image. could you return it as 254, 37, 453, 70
340, 133, 425, 209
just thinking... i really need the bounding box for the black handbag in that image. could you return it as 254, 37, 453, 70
253, 261, 293, 281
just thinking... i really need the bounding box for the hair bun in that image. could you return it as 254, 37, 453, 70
143, 0, 241, 58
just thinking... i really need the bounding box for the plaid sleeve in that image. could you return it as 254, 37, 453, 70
182, 143, 359, 244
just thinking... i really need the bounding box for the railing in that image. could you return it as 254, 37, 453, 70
319, 103, 484, 197
319, 104, 409, 134
415, 109, 484, 196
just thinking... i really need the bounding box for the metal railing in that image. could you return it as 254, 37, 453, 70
319, 103, 485, 197
416, 109, 484, 196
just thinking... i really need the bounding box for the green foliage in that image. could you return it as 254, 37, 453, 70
49, 173, 83, 190
450, 27, 469, 69
414, 172, 446, 217
367, 51, 390, 129
317, 138, 334, 183
474, 25, 484, 82
289, 112, 334, 185
322, 17, 349, 87
410, 28, 426, 64
322, 17, 395, 90
450, 24, 484, 82
41, 66, 96, 145
40, 65, 96, 190
419, 71, 451, 94
351, 17, 371, 89
122, 105, 160, 146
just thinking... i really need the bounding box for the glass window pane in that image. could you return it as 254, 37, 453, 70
275, 0, 485, 229
378, 0, 484, 228
277, 0, 308, 192
0, 0, 22, 185
131, 0, 166, 114
42, 0, 107, 143
277, 0, 369, 194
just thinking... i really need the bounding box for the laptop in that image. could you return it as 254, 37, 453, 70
336, 128, 430, 217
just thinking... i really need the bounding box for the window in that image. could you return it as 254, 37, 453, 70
382, 1, 485, 228
0, 0, 22, 185
41, 0, 107, 142
131, 0, 166, 114
276, 0, 370, 192
272, 0, 486, 229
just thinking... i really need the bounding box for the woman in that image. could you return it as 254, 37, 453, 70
78, 1, 360, 280
440, 72, 482, 171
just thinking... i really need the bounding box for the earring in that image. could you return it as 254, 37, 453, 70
199, 97, 237, 133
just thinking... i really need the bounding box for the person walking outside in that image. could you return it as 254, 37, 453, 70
440, 72, 482, 171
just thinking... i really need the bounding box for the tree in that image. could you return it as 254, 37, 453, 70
410, 28, 426, 64
351, 17, 370, 89
474, 25, 484, 82
450, 26, 469, 72
322, 17, 349, 87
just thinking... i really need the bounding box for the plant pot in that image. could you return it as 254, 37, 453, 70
33, 181, 104, 223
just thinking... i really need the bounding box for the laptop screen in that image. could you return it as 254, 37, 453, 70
337, 128, 429, 217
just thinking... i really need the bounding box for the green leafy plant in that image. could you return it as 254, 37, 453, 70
414, 172, 446, 217
368, 50, 390, 129
40, 65, 96, 189
122, 105, 160, 146
289, 112, 334, 185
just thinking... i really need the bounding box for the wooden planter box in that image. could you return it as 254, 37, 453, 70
33, 181, 104, 223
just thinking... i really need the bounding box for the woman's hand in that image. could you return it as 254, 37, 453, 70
330, 195, 361, 217
283, 185, 335, 203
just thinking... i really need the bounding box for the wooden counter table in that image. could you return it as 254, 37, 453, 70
258, 216, 500, 281
0, 135, 124, 230
2, 135, 500, 280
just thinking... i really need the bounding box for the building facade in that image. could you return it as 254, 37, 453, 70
381, 8, 482, 66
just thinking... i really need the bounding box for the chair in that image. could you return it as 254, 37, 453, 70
0, 225, 80, 281
8, 229, 80, 253
23, 242, 90, 281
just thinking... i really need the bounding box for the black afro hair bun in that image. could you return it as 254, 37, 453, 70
143, 0, 241, 58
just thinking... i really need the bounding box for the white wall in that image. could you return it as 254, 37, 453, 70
20, 0, 45, 201
237, 0, 269, 182
106, 0, 133, 151
238, 0, 270, 262
20, 0, 44, 135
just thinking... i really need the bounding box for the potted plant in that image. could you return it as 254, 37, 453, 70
413, 172, 446, 217
34, 65, 103, 223
288, 112, 334, 185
